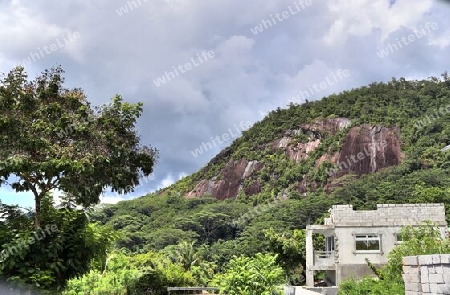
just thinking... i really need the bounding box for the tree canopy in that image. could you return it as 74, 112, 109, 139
0, 67, 157, 228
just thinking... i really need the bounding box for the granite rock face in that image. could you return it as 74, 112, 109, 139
186, 159, 263, 200
331, 124, 402, 177
276, 118, 351, 163
185, 118, 403, 200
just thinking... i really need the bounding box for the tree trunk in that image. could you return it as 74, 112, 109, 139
34, 192, 41, 229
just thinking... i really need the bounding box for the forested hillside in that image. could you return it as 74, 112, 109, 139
93, 74, 450, 273
2, 70, 449, 294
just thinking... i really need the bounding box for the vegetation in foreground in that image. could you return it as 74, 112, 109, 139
0, 66, 156, 293
1, 66, 450, 293
60, 222, 450, 294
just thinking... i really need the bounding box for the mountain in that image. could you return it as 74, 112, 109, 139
91, 75, 450, 259
185, 119, 402, 199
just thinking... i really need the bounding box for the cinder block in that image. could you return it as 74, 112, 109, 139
440, 254, 450, 264
421, 283, 430, 293
410, 265, 420, 274
438, 284, 450, 294
430, 283, 439, 294
405, 282, 422, 292
403, 265, 420, 274
429, 274, 444, 284
403, 265, 413, 274
421, 273, 429, 283
433, 255, 442, 264
435, 266, 444, 274
419, 255, 434, 265
403, 256, 419, 266
443, 274, 450, 284
402, 273, 421, 283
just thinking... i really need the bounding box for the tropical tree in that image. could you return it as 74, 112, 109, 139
264, 228, 307, 284
0, 196, 119, 291
163, 241, 216, 285
0, 66, 157, 228
176, 210, 232, 243
164, 240, 200, 271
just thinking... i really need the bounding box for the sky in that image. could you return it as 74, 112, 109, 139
1, 0, 450, 206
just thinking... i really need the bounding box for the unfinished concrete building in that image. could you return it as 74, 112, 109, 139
305, 203, 447, 287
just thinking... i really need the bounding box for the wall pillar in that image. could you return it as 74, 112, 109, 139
305, 227, 314, 287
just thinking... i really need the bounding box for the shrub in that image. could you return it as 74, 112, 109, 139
211, 253, 285, 295
63, 251, 197, 295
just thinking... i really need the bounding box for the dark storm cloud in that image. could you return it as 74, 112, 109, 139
0, 0, 449, 203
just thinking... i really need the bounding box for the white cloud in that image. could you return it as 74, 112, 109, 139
156, 172, 187, 190
100, 195, 126, 205
324, 0, 433, 45
1, 0, 450, 202
429, 34, 450, 49
0, 1, 80, 66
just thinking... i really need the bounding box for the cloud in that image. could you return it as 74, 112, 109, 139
155, 172, 187, 191
1, 0, 450, 206
324, 0, 433, 44
99, 195, 126, 205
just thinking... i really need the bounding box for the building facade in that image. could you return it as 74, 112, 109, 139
305, 203, 447, 287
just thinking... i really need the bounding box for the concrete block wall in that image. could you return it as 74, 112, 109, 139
330, 204, 446, 227
402, 255, 450, 294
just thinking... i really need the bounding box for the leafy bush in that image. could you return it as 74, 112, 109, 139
63, 251, 198, 295
63, 252, 142, 295
212, 253, 285, 295
0, 207, 117, 292
129, 251, 197, 295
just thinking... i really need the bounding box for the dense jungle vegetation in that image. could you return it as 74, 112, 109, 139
1, 67, 450, 294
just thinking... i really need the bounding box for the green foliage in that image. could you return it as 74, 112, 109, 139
163, 241, 201, 270
264, 228, 306, 273
381, 221, 450, 283
175, 210, 233, 244
338, 277, 404, 295
63, 252, 142, 295
95, 74, 450, 290
264, 227, 326, 285
0, 206, 118, 291
5, 69, 450, 293
212, 253, 285, 295
132, 251, 196, 294
0, 66, 157, 228
163, 241, 216, 285
64, 251, 198, 295
365, 258, 383, 280
264, 228, 307, 286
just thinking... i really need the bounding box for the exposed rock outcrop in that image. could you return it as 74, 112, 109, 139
301, 117, 351, 134
185, 118, 403, 200
331, 125, 402, 177
186, 159, 263, 200
276, 118, 351, 163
